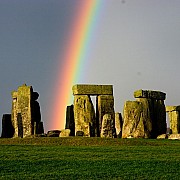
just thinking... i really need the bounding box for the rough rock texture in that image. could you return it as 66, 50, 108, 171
166, 106, 180, 134
134, 89, 166, 100
122, 101, 152, 138
136, 98, 166, 138
157, 134, 168, 139
11, 91, 18, 137
98, 95, 115, 136
168, 134, 180, 140
11, 84, 43, 138
122, 90, 166, 139
115, 112, 123, 138
74, 95, 96, 137
166, 106, 180, 112
1, 114, 14, 138
72, 84, 113, 95
11, 85, 32, 138
65, 105, 75, 136
59, 129, 71, 137
101, 114, 115, 138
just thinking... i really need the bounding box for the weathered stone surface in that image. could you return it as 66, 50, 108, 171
152, 99, 166, 137
47, 130, 61, 137
136, 98, 166, 138
122, 101, 151, 138
101, 114, 115, 138
168, 134, 180, 140
59, 129, 71, 137
74, 95, 96, 137
11, 84, 43, 138
157, 134, 168, 139
166, 106, 180, 134
1, 114, 14, 138
167, 111, 180, 134
166, 105, 180, 112
65, 105, 75, 136
98, 95, 115, 136
12, 85, 32, 138
115, 112, 123, 138
134, 89, 166, 100
11, 91, 19, 137
72, 84, 113, 95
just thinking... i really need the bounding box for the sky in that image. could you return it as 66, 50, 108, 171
0, 0, 180, 134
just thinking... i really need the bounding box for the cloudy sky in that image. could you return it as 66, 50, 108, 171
0, 0, 180, 133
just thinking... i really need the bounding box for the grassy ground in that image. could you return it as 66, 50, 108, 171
0, 137, 180, 180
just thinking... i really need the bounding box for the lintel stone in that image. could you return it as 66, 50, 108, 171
134, 89, 166, 100
72, 84, 113, 95
166, 106, 180, 112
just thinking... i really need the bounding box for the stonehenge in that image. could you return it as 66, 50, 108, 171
1, 83, 180, 139
72, 84, 115, 137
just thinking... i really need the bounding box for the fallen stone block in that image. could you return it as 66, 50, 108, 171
168, 134, 180, 140
47, 130, 61, 137
157, 134, 168, 139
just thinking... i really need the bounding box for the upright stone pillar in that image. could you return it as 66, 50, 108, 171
11, 91, 18, 137
1, 114, 14, 138
65, 105, 75, 136
11, 84, 43, 138
101, 114, 115, 138
98, 95, 115, 136
74, 95, 96, 137
17, 84, 33, 137
134, 90, 166, 138
115, 112, 123, 138
122, 101, 151, 138
166, 106, 180, 134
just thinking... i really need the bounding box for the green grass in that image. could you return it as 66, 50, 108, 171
0, 137, 180, 179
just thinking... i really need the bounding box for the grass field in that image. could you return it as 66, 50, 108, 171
0, 137, 180, 180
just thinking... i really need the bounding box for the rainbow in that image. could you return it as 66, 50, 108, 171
50, 1, 104, 130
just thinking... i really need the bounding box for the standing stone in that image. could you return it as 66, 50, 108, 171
11, 91, 18, 137
31, 92, 43, 135
134, 90, 166, 138
98, 95, 115, 136
115, 112, 123, 138
101, 114, 115, 138
152, 99, 166, 137
1, 114, 14, 138
166, 106, 180, 134
122, 101, 151, 138
17, 85, 33, 137
65, 105, 75, 136
11, 84, 43, 138
74, 95, 96, 137
37, 122, 44, 134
